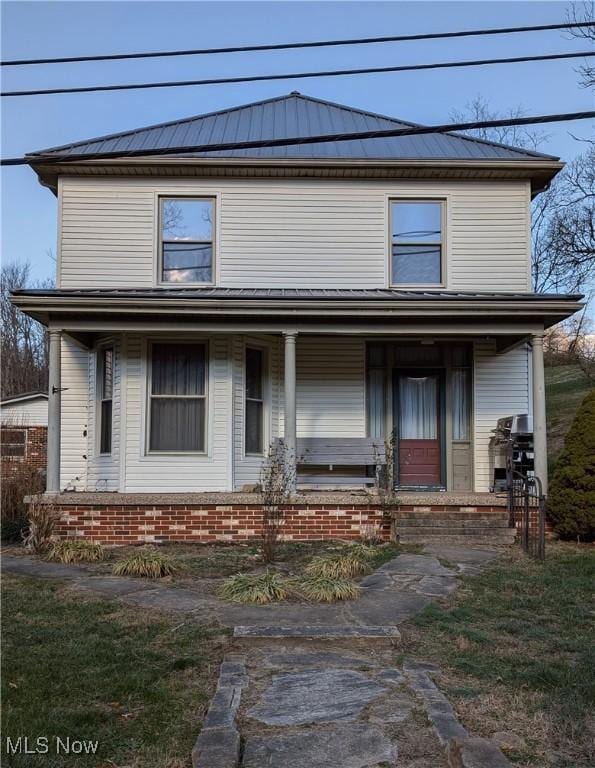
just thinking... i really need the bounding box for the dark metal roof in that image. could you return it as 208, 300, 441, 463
29, 92, 557, 162
13, 288, 582, 302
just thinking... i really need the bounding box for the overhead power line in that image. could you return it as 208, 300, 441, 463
3, 110, 593, 166
2, 20, 593, 66
2, 49, 593, 97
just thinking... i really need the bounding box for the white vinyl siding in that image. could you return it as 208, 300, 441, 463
295, 336, 366, 438
473, 341, 530, 492
60, 337, 89, 490
58, 177, 531, 292
56, 332, 531, 494
1, 397, 48, 426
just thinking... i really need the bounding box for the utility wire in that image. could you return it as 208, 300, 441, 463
2, 49, 593, 97
2, 20, 593, 66
3, 110, 593, 166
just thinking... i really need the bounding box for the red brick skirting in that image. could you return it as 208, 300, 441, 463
54, 504, 392, 545
52, 502, 510, 545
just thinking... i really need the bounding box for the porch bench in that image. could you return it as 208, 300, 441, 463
277, 437, 386, 488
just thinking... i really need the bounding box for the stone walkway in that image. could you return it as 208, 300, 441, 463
3, 545, 513, 767
1, 545, 500, 628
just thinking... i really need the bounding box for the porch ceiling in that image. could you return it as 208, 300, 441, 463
12, 287, 583, 335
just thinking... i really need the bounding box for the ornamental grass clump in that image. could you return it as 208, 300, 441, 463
218, 571, 291, 604
305, 552, 372, 579
112, 548, 178, 579
47, 539, 105, 564
299, 575, 361, 602
346, 542, 378, 562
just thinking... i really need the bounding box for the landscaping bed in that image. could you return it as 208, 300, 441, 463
1, 573, 227, 767
401, 542, 595, 767
2, 539, 405, 597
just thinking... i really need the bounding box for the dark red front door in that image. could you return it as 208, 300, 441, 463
399, 439, 441, 486
396, 372, 442, 488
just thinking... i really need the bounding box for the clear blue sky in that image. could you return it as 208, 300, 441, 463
1, 0, 592, 283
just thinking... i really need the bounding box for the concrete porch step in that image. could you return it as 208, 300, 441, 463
397, 516, 509, 529
399, 530, 516, 545
233, 625, 401, 641
397, 510, 509, 520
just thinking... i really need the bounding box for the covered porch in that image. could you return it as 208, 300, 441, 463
12, 287, 581, 541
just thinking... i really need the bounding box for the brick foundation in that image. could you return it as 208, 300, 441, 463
55, 504, 391, 545
51, 501, 513, 545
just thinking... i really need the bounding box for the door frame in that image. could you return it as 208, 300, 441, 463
392, 367, 446, 491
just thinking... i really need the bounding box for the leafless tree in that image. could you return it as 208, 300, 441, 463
451, 97, 595, 295
1, 261, 53, 398
567, 2, 595, 89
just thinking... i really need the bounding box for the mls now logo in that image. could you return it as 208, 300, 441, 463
5, 736, 99, 755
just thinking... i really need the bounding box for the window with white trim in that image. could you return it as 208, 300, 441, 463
160, 197, 214, 284
391, 200, 443, 285
245, 347, 264, 455
98, 347, 113, 454
149, 343, 207, 452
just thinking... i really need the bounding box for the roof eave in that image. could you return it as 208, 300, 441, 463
11, 292, 583, 330
29, 156, 565, 196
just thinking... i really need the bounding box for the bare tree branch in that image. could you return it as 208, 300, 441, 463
1, 261, 53, 398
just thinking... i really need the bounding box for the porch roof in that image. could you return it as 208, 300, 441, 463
12, 287, 582, 333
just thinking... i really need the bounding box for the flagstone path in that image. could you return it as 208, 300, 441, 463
3, 545, 513, 767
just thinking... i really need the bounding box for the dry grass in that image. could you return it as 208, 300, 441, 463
298, 575, 361, 602
305, 552, 372, 579
218, 571, 291, 603
47, 539, 105, 563
113, 548, 179, 579
402, 542, 595, 767
2, 573, 226, 767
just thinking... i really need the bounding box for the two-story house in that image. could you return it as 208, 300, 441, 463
13, 92, 581, 544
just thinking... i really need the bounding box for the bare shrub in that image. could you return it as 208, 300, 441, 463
259, 440, 295, 563
359, 522, 384, 545
23, 498, 60, 554
370, 433, 401, 538
1, 459, 45, 521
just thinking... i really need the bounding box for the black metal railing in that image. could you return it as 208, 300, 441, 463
507, 469, 546, 560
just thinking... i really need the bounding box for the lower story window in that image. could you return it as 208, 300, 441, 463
245, 347, 264, 455
98, 347, 113, 454
149, 342, 207, 452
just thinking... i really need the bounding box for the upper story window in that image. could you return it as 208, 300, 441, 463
160, 198, 214, 284
98, 347, 114, 454
391, 201, 443, 286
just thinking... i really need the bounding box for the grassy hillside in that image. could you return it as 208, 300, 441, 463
546, 364, 594, 471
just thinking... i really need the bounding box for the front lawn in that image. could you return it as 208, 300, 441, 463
402, 543, 595, 767
1, 574, 228, 767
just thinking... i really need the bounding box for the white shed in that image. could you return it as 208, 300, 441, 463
1, 392, 48, 427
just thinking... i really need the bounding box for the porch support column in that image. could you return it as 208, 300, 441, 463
283, 330, 298, 491
531, 332, 548, 495
46, 329, 62, 494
